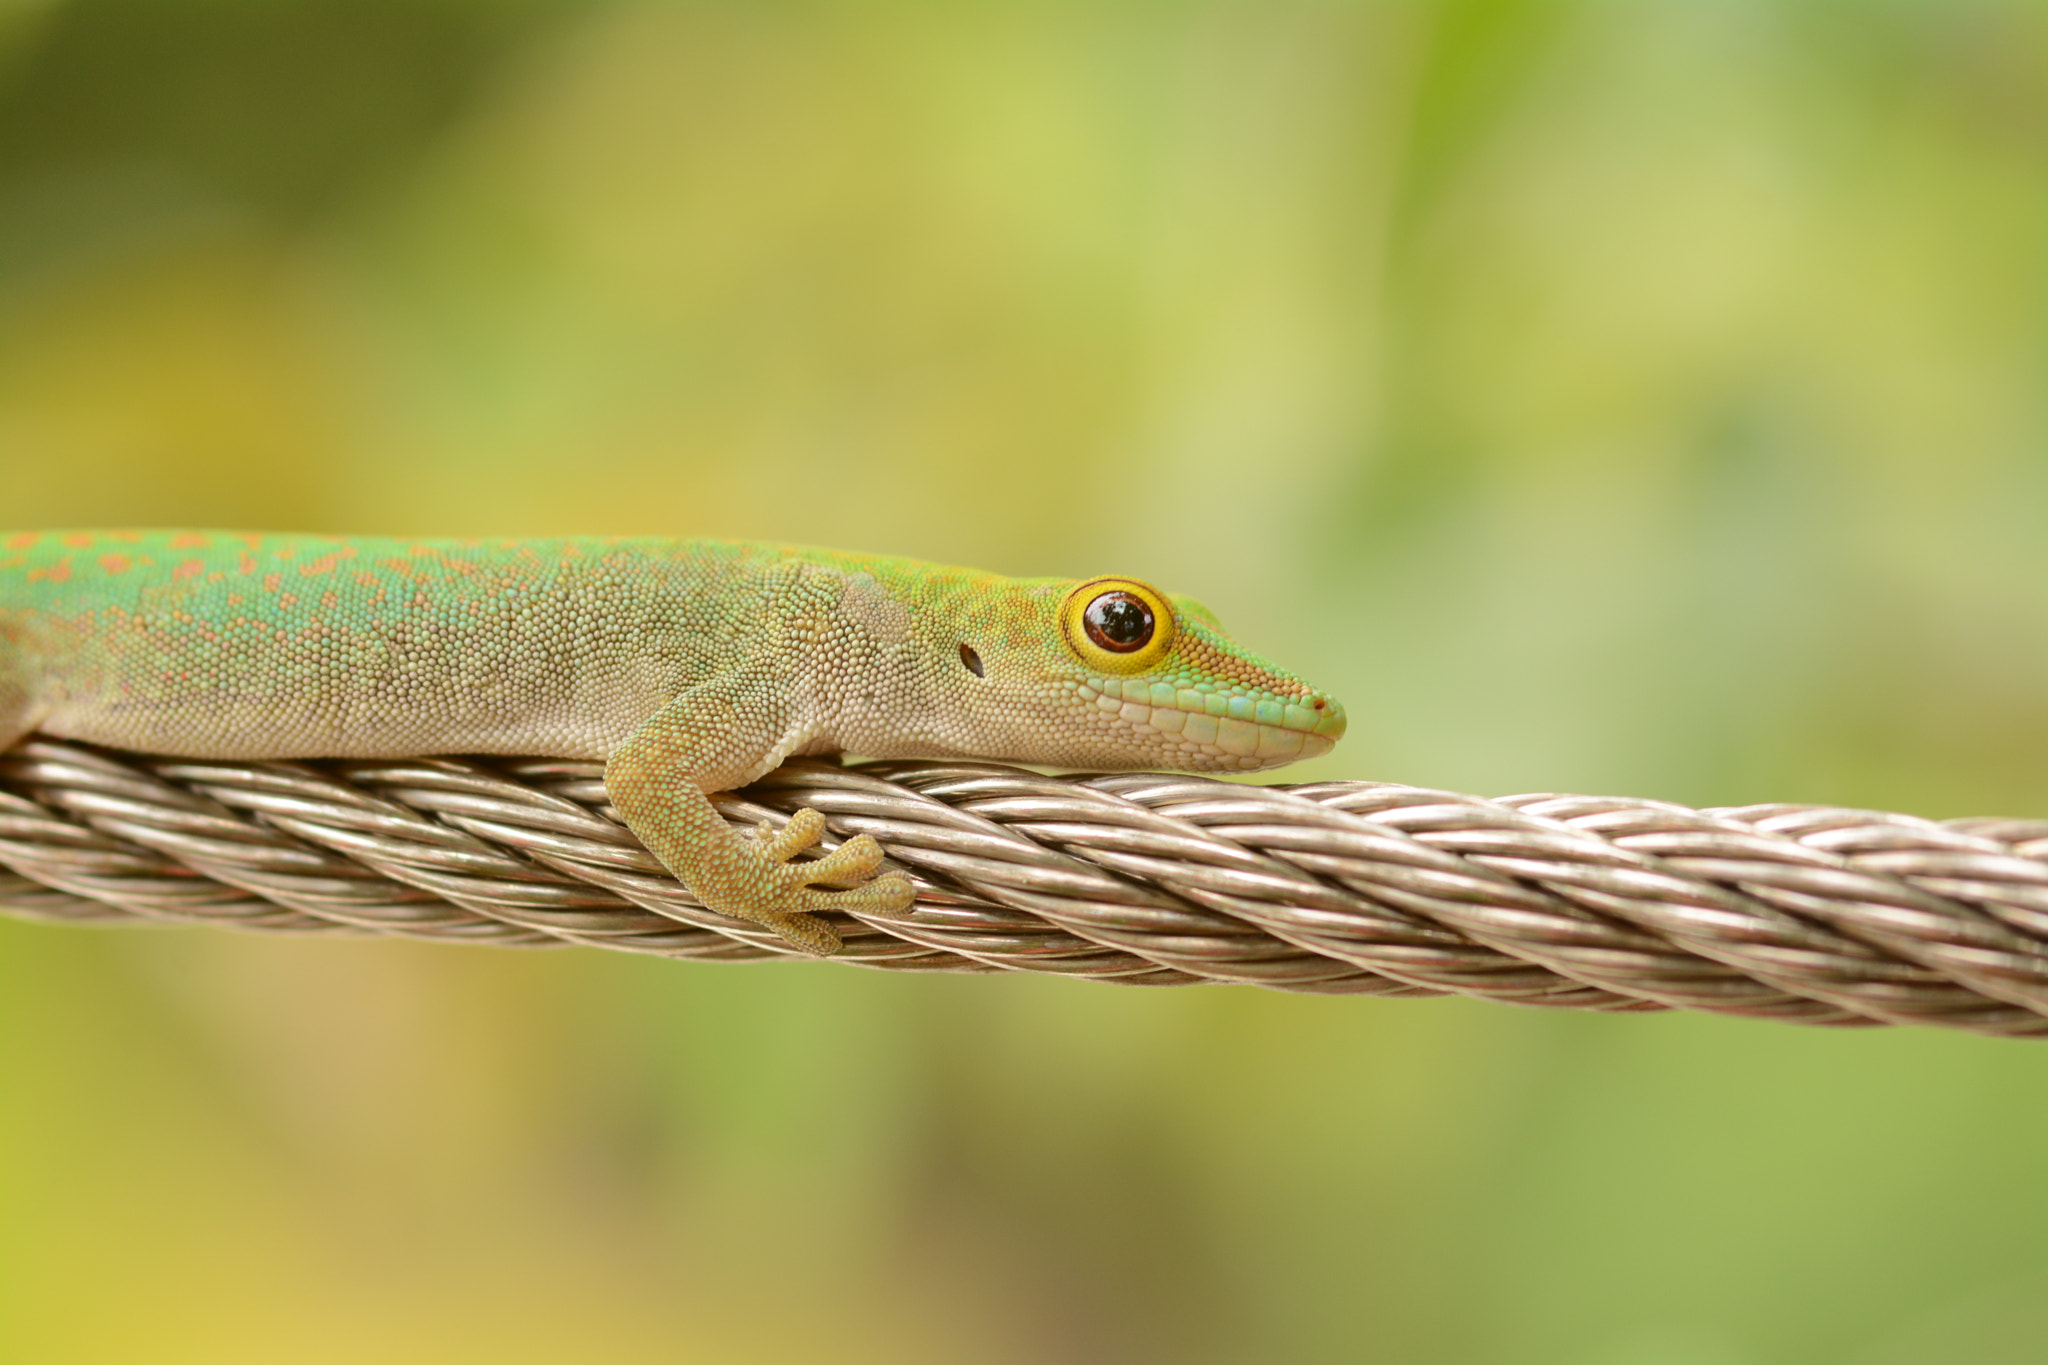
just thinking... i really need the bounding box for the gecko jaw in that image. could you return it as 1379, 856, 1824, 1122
1071, 678, 1346, 771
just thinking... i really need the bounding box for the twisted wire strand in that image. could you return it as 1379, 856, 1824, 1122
3, 736, 2048, 1036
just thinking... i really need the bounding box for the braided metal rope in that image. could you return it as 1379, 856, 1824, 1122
4, 736, 2048, 1036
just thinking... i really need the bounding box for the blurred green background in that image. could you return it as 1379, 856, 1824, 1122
5, 1, 2048, 1361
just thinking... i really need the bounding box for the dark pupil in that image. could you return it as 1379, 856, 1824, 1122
1084, 593, 1154, 652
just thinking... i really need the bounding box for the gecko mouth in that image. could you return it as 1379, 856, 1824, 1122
1078, 680, 1347, 764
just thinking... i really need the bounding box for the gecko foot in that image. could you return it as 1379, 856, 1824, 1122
740, 808, 917, 956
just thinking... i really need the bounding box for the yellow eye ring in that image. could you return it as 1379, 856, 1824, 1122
1059, 576, 1176, 674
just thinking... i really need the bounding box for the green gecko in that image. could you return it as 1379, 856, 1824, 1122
0, 532, 1347, 954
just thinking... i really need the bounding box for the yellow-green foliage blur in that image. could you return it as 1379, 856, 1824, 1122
5, 2, 2048, 1362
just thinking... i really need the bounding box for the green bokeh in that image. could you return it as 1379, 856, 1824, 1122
5, 2, 2048, 1361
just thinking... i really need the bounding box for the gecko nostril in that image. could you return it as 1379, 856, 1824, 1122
958, 643, 985, 678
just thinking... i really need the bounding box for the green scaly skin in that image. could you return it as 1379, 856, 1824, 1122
0, 532, 1347, 954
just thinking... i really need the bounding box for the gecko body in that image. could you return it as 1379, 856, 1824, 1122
0, 532, 1346, 953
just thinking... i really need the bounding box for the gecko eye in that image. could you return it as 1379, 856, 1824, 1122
959, 642, 985, 678
1058, 576, 1176, 674
1083, 593, 1153, 652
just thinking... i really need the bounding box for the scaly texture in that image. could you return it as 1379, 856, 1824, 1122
0, 532, 1345, 952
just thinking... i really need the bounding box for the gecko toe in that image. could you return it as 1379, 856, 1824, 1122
860, 871, 917, 920
797, 871, 916, 923
756, 807, 827, 862
760, 909, 842, 957
806, 833, 887, 886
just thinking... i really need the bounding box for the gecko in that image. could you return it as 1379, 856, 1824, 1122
0, 532, 1347, 954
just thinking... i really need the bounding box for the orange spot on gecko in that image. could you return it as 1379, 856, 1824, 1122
99, 553, 130, 575
280, 593, 299, 608
320, 590, 339, 609
238, 553, 258, 576
300, 553, 340, 576
354, 571, 379, 588
28, 559, 72, 584
174, 559, 204, 581
6, 532, 38, 550
263, 573, 282, 593
208, 571, 225, 584
62, 533, 93, 549
169, 532, 211, 549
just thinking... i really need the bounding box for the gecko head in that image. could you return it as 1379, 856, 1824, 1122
935, 573, 1347, 774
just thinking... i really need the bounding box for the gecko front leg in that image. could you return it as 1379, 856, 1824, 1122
603, 669, 913, 955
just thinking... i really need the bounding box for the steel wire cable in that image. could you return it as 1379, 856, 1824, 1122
3, 736, 2048, 1036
